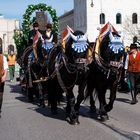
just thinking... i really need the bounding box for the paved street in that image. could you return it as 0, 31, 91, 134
1, 1, 140, 140
0, 75, 140, 140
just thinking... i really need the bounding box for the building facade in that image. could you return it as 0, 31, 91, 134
59, 0, 140, 46
0, 15, 20, 54
58, 10, 74, 40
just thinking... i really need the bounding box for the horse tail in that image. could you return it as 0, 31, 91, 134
83, 85, 98, 103
83, 85, 90, 101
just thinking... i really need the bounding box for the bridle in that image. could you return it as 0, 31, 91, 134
94, 37, 124, 82
53, 43, 89, 93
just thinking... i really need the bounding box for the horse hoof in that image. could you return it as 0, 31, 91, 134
66, 117, 80, 125
100, 115, 109, 121
69, 119, 80, 125
75, 119, 80, 125
104, 105, 112, 112
38, 102, 46, 108
130, 99, 138, 105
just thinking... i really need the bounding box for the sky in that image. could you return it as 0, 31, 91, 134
0, 0, 73, 21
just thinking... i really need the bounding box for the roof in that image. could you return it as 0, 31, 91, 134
58, 10, 74, 19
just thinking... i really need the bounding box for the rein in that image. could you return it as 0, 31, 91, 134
62, 54, 77, 74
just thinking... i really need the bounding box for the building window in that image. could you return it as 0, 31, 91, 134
116, 13, 122, 24
100, 13, 105, 24
132, 13, 138, 24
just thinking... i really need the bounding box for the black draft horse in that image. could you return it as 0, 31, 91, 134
85, 24, 125, 121
20, 38, 52, 105
47, 30, 91, 124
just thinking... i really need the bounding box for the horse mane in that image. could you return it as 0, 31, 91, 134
100, 33, 111, 63
47, 45, 62, 75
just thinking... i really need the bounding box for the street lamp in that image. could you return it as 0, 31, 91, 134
90, 0, 94, 7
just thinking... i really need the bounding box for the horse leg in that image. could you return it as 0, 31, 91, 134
87, 74, 96, 112
66, 90, 79, 125
75, 82, 96, 113
88, 82, 96, 112
104, 84, 117, 112
74, 84, 85, 113
27, 87, 34, 102
47, 82, 58, 114
97, 88, 108, 121
89, 90, 96, 112
50, 92, 58, 115
37, 83, 46, 108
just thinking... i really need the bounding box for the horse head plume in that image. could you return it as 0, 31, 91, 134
69, 31, 89, 53
109, 31, 125, 54
62, 25, 74, 50
95, 22, 125, 71
62, 26, 89, 53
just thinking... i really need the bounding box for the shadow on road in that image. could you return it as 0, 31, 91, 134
6, 81, 22, 94
15, 96, 28, 103
6, 81, 29, 104
35, 106, 66, 121
115, 97, 131, 104
79, 106, 137, 139
6, 82, 139, 139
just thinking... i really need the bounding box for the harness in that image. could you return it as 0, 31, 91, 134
94, 37, 124, 84
54, 51, 89, 93
55, 52, 78, 93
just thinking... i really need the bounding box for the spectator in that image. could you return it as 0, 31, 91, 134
8, 50, 16, 82
118, 46, 130, 93
124, 43, 140, 104
0, 52, 8, 117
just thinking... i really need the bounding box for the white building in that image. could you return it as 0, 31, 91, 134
59, 0, 140, 46
0, 15, 20, 53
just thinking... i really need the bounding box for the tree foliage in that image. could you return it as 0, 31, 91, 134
13, 3, 59, 58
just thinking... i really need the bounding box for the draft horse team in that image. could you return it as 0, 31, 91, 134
19, 22, 134, 125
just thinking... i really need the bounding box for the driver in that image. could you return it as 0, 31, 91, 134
43, 23, 58, 47
28, 22, 43, 46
